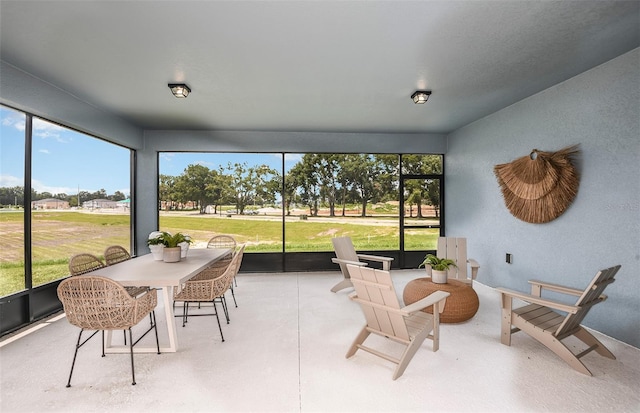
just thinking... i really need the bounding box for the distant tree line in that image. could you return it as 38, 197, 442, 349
160, 154, 442, 217
0, 186, 127, 208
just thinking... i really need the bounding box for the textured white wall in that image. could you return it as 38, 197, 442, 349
445, 48, 640, 347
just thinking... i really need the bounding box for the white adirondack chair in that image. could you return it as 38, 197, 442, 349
346, 264, 449, 380
498, 265, 621, 375
428, 237, 479, 285
330, 236, 393, 293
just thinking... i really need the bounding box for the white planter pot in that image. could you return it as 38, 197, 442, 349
432, 269, 448, 284
163, 247, 182, 263
149, 244, 165, 261
179, 241, 190, 258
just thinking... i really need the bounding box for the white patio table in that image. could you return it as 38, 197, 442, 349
85, 248, 230, 353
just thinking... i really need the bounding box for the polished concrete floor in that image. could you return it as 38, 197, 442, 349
1, 270, 639, 413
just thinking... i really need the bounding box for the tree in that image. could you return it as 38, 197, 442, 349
159, 174, 176, 210
91, 189, 108, 199
342, 154, 388, 217
0, 186, 24, 206
315, 154, 344, 217
226, 162, 279, 214
110, 191, 127, 201
173, 164, 215, 214
206, 168, 233, 214
287, 156, 320, 216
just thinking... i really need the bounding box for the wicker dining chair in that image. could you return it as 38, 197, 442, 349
68, 253, 150, 345
215, 244, 245, 319
207, 235, 237, 268
104, 245, 131, 266
70, 252, 150, 297
57, 275, 160, 387
207, 234, 239, 302
173, 249, 243, 342
103, 246, 150, 297
68, 253, 106, 276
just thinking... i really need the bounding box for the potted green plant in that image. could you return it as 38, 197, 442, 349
147, 231, 166, 261
419, 254, 457, 284
159, 232, 191, 262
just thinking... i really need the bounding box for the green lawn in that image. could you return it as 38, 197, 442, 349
1, 210, 438, 297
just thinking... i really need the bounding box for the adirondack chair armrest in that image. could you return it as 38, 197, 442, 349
401, 290, 450, 315
467, 258, 480, 279
497, 287, 579, 314
332, 258, 368, 267
528, 279, 584, 296
356, 254, 393, 270
356, 254, 393, 264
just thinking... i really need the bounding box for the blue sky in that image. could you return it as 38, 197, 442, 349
159, 152, 300, 177
1, 106, 302, 197
1, 107, 131, 196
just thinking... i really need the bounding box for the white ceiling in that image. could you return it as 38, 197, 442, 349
1, 1, 638, 134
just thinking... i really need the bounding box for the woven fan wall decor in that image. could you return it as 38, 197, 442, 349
494, 145, 580, 223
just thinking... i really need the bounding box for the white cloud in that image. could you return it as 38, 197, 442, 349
32, 118, 69, 143
31, 178, 77, 195
39, 149, 50, 154
0, 175, 93, 195
0, 174, 23, 187
194, 160, 215, 168
2, 113, 26, 131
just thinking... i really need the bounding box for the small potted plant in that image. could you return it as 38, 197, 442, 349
419, 254, 457, 284
147, 231, 165, 261
160, 232, 191, 263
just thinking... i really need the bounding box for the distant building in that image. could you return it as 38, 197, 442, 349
31, 198, 69, 210
117, 199, 131, 209
82, 198, 117, 209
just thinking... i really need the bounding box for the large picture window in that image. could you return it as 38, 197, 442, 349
158, 153, 284, 252
0, 105, 132, 297
158, 152, 443, 255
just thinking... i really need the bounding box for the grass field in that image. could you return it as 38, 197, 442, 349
0, 210, 438, 296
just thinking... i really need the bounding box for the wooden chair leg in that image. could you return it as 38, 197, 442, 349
542, 335, 593, 376
574, 327, 615, 359
331, 279, 353, 293
346, 326, 370, 358
500, 294, 513, 346
393, 337, 425, 380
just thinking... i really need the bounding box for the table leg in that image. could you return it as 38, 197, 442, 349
162, 285, 178, 353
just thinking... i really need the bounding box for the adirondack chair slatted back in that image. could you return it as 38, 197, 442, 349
438, 237, 467, 280
332, 237, 360, 273
555, 265, 620, 337
333, 237, 359, 261
348, 264, 409, 341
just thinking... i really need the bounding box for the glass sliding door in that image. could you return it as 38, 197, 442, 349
402, 177, 441, 251
400, 154, 444, 252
